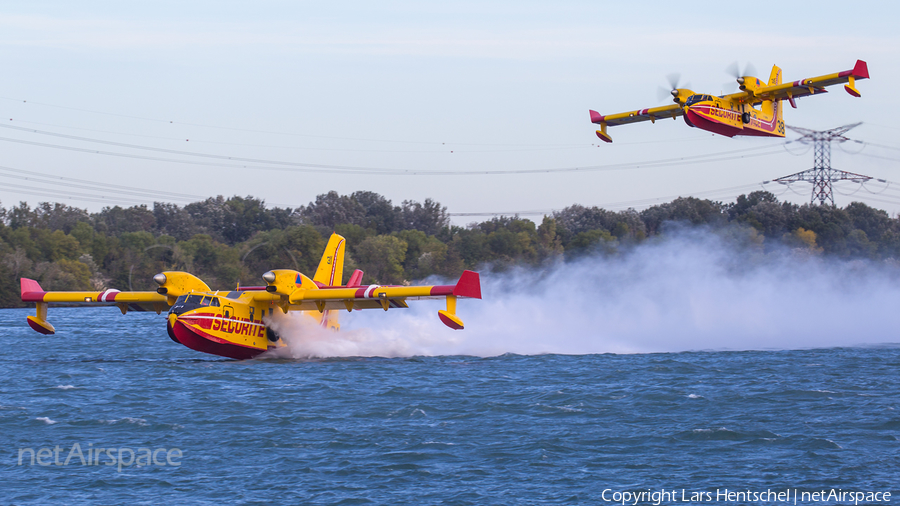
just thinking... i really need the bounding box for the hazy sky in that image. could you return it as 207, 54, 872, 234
1, 1, 898, 223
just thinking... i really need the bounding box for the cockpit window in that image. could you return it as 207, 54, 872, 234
210, 297, 221, 307
169, 293, 207, 316
686, 95, 714, 106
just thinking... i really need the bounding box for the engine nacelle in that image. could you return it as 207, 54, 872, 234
154, 272, 211, 301
261, 269, 317, 297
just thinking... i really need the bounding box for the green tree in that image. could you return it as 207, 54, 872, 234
32, 203, 90, 233
354, 235, 408, 284
394, 229, 449, 280
153, 202, 199, 241
567, 228, 617, 255
221, 196, 277, 245
239, 225, 325, 284
93, 205, 157, 236
641, 197, 725, 235
352, 190, 401, 234
536, 216, 564, 261
300, 191, 366, 231
400, 198, 449, 236
36, 229, 81, 261
69, 221, 96, 253
846, 202, 892, 245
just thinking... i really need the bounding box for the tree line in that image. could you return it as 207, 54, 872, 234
2, 190, 899, 307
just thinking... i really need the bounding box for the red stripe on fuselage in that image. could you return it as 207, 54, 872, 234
21, 291, 48, 303
429, 285, 455, 296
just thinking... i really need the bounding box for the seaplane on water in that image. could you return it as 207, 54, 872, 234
20, 233, 482, 359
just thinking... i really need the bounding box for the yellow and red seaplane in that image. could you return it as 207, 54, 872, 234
20, 233, 481, 359
589, 60, 869, 142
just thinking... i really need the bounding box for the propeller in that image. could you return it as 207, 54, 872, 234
726, 61, 758, 79
657, 73, 691, 102
724, 62, 758, 92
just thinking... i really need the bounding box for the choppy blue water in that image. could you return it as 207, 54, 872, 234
2, 307, 899, 505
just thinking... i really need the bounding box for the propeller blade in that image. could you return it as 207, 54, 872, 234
727, 61, 758, 78
666, 73, 681, 90
726, 62, 740, 78
744, 62, 757, 79
657, 86, 674, 102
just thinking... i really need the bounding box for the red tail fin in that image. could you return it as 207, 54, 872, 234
346, 269, 364, 287
21, 278, 44, 298
452, 270, 482, 299
851, 59, 869, 79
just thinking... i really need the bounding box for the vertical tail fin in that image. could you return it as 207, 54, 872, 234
768, 65, 782, 86
313, 234, 346, 332
758, 65, 784, 136
770, 65, 783, 135
313, 233, 346, 287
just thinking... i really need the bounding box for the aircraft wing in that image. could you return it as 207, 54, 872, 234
20, 278, 170, 334
21, 278, 169, 309
589, 104, 684, 142
590, 104, 683, 127
752, 60, 869, 104
255, 270, 482, 329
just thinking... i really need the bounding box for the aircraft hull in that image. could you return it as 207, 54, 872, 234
684, 105, 782, 139
684, 107, 740, 137
167, 314, 268, 360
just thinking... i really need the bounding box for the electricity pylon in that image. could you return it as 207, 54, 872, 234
773, 123, 870, 206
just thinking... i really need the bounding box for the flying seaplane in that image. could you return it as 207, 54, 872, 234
20, 233, 482, 359
589, 60, 869, 142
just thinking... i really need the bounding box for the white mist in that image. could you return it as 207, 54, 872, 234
264, 227, 900, 358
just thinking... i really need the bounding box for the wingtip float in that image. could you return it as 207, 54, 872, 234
590, 60, 869, 143
20, 233, 482, 360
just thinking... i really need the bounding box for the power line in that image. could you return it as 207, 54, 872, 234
0, 181, 163, 206
449, 174, 900, 218
449, 182, 767, 217
0, 165, 206, 202
3, 119, 592, 154
0, 95, 582, 148
0, 127, 788, 176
